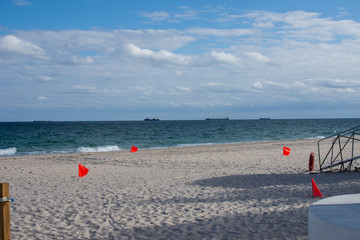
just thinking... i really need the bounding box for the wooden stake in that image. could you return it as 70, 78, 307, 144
0, 183, 11, 240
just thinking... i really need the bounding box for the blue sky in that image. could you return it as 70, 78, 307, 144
1, 0, 360, 121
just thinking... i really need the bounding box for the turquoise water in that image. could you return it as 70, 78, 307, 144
1, 119, 360, 156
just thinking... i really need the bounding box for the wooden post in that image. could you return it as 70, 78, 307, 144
0, 183, 11, 240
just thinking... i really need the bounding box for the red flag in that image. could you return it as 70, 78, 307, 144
79, 163, 89, 177
312, 178, 323, 197
130, 146, 138, 152
283, 146, 291, 156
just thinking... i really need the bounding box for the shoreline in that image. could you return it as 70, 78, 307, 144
2, 139, 360, 239
1, 137, 323, 158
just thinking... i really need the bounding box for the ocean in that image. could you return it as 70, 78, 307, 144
1, 118, 360, 157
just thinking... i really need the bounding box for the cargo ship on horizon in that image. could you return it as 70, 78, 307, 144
205, 116, 230, 121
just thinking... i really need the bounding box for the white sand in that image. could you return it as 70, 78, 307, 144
1, 139, 360, 239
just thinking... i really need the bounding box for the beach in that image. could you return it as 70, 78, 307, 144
1, 139, 360, 239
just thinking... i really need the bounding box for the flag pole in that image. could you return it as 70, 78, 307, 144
0, 183, 11, 240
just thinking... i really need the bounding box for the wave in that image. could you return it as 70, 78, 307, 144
304, 136, 325, 140
0, 147, 17, 156
76, 145, 121, 153
175, 142, 219, 148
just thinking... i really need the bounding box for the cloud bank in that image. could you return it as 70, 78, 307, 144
1, 9, 360, 120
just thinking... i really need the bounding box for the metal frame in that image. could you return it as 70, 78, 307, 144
318, 126, 360, 172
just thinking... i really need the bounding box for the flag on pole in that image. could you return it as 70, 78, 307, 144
283, 146, 291, 156
131, 146, 138, 152
312, 178, 323, 197
79, 163, 89, 177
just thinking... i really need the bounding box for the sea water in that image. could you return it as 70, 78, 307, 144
1, 118, 360, 156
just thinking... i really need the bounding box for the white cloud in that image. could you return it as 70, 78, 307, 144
253, 82, 264, 89
247, 10, 360, 41
13, 0, 31, 6
40, 76, 52, 81
115, 29, 196, 51
0, 35, 45, 56
175, 70, 183, 76
71, 56, 95, 64
337, 7, 350, 18
125, 43, 193, 65
251, 80, 290, 90
199, 82, 245, 94
242, 11, 283, 28
38, 96, 47, 100
72, 85, 98, 93
140, 8, 199, 23
140, 11, 170, 21
175, 86, 193, 92
14, 29, 195, 56
210, 51, 242, 65
187, 28, 253, 37
245, 52, 271, 63
204, 82, 224, 87
338, 88, 356, 93
305, 78, 353, 89
174, 10, 198, 21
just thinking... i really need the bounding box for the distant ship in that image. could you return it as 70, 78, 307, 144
144, 117, 160, 121
259, 117, 270, 120
205, 116, 230, 121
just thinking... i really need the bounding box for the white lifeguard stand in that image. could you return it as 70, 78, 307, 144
309, 194, 360, 240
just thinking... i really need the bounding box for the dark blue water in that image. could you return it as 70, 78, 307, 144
1, 119, 360, 156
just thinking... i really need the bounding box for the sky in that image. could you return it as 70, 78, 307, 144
1, 0, 360, 121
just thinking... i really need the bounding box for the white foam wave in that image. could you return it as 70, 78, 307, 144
176, 143, 217, 148
76, 145, 121, 153
304, 136, 325, 140
0, 147, 17, 156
